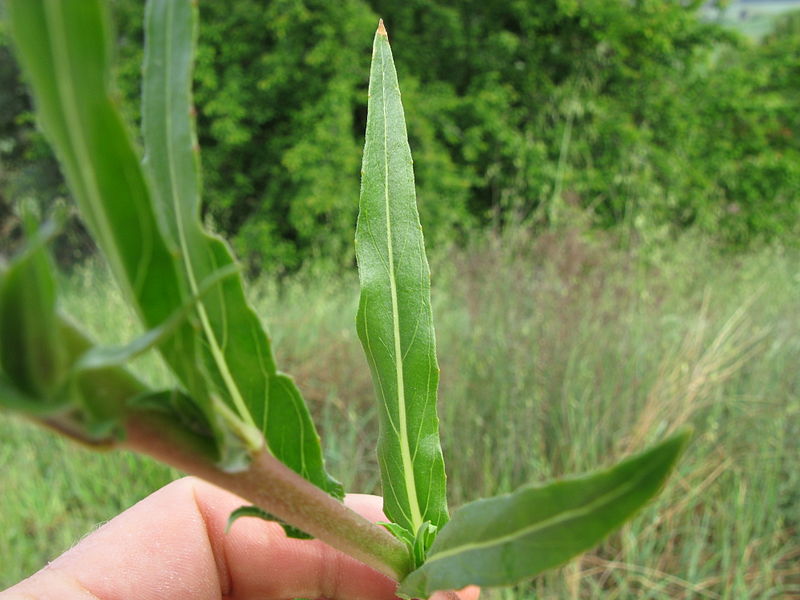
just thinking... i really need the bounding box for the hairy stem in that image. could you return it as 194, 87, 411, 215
123, 409, 413, 580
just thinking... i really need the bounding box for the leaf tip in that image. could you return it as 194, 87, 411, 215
377, 19, 387, 37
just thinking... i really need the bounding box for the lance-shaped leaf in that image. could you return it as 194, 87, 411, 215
398, 430, 691, 598
356, 20, 448, 539
140, 0, 341, 494
0, 226, 151, 440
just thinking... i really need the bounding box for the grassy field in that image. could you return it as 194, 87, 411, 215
1, 229, 798, 598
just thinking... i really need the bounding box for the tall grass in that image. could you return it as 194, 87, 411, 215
1, 229, 798, 597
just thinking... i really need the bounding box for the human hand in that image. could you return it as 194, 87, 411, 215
0, 477, 479, 600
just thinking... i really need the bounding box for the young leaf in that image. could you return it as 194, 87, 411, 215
0, 210, 138, 439
0, 217, 162, 439
398, 430, 691, 598
356, 20, 448, 538
378, 520, 438, 569
0, 214, 64, 400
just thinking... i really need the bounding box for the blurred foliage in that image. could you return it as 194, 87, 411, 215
1, 1, 799, 270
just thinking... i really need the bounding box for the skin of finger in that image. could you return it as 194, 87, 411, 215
0, 477, 477, 600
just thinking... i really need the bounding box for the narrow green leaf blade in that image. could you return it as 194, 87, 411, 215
141, 0, 341, 494
356, 21, 448, 535
0, 216, 64, 400
399, 430, 691, 598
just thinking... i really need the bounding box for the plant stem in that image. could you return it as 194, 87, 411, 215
123, 409, 413, 581
52, 317, 412, 579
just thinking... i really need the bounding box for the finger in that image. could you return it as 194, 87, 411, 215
219, 488, 399, 599
1, 478, 398, 600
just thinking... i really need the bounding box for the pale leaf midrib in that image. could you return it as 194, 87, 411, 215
379, 35, 423, 534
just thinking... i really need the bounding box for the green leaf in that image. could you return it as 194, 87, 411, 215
398, 430, 691, 598
412, 521, 438, 570
53, 316, 153, 442
0, 217, 157, 439
140, 0, 341, 493
355, 20, 448, 541
379, 521, 416, 548
382, 520, 440, 571
0, 214, 64, 400
226, 505, 313, 540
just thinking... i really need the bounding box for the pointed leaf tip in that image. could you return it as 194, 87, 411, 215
377, 19, 387, 36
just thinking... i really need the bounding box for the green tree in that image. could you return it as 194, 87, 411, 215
367, 0, 731, 230
2, 1, 798, 269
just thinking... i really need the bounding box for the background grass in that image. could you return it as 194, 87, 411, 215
1, 229, 798, 598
